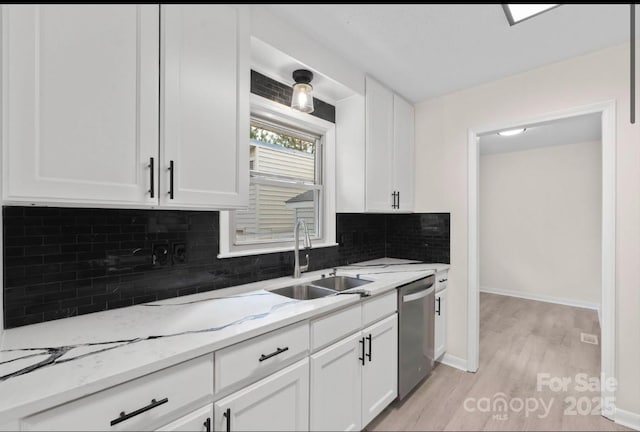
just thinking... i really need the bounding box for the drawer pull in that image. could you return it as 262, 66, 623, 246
439, 279, 448, 283
168, 160, 175, 200
148, 157, 155, 198
259, 346, 289, 362
109, 397, 168, 426
223, 408, 231, 432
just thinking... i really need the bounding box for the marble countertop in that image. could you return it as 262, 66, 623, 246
0, 258, 449, 421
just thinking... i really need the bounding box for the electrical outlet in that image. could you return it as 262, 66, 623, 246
152, 243, 170, 266
172, 243, 186, 264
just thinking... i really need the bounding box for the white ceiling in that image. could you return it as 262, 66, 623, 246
266, 4, 634, 103
479, 112, 602, 155
251, 37, 354, 104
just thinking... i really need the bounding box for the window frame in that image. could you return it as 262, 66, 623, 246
218, 94, 337, 258
237, 117, 322, 245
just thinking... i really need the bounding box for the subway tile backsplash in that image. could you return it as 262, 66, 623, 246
3, 207, 449, 328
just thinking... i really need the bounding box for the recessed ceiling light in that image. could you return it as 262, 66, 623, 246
497, 128, 526, 137
502, 4, 560, 26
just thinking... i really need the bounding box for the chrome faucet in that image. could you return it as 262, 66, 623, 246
293, 219, 312, 278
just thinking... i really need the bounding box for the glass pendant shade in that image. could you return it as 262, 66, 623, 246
291, 82, 314, 113
291, 69, 315, 113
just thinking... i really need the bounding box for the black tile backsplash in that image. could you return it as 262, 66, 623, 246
386, 213, 450, 263
251, 70, 336, 124
3, 207, 449, 328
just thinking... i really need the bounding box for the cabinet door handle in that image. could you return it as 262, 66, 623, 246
436, 297, 441, 316
223, 408, 231, 432
168, 160, 175, 200
359, 337, 365, 365
259, 346, 288, 362
109, 397, 168, 426
391, 191, 397, 209
397, 191, 400, 209
148, 157, 155, 198
366, 334, 372, 362
204, 417, 211, 432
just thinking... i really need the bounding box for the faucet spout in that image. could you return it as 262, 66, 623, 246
293, 219, 312, 278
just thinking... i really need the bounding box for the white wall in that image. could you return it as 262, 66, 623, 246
479, 140, 601, 307
414, 42, 640, 415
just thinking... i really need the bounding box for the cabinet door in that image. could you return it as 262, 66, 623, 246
310, 333, 362, 431
161, 5, 249, 209
435, 288, 448, 360
157, 406, 213, 432
214, 359, 309, 432
392, 94, 415, 212
2, 5, 159, 206
364, 77, 394, 212
361, 314, 398, 427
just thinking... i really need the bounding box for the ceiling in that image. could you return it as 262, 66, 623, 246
251, 37, 354, 104
266, 4, 634, 103
478, 112, 602, 155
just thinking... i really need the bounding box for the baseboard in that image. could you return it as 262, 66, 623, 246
480, 286, 601, 314
616, 407, 640, 431
437, 352, 467, 372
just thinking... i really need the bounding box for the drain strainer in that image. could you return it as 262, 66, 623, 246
580, 333, 599, 345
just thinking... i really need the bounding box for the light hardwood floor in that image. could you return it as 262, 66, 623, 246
368, 292, 628, 431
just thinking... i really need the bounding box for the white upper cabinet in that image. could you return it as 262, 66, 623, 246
336, 77, 415, 213
160, 5, 249, 209
392, 94, 415, 212
364, 77, 394, 212
2, 4, 249, 210
2, 5, 159, 206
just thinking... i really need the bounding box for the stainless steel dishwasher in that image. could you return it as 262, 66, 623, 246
397, 274, 436, 400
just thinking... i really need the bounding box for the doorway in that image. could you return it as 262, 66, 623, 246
467, 101, 616, 419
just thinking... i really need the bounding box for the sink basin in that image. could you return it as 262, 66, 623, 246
271, 284, 337, 300
310, 276, 372, 292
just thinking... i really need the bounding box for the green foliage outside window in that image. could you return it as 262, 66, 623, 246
250, 125, 315, 154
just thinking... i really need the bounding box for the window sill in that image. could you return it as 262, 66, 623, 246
217, 242, 339, 259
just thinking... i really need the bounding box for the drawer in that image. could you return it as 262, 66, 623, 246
362, 291, 397, 327
214, 322, 309, 394
310, 304, 361, 352
436, 270, 449, 292
23, 355, 213, 431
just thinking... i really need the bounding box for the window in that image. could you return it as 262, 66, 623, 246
219, 95, 336, 258
235, 119, 322, 244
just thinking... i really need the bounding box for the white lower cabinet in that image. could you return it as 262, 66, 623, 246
213, 358, 309, 432
361, 314, 398, 427
21, 355, 213, 431
309, 313, 398, 431
156, 405, 213, 432
434, 287, 448, 360
310, 333, 363, 431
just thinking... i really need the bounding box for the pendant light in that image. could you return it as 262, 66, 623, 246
291, 69, 314, 113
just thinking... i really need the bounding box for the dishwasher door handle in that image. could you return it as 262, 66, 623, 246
402, 288, 432, 303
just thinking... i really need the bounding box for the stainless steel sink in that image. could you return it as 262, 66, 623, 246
271, 284, 337, 300
310, 275, 372, 292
